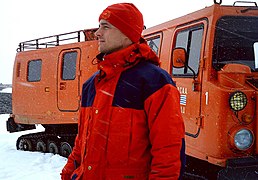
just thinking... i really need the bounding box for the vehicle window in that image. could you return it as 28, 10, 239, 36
173, 31, 189, 75
147, 36, 161, 55
62, 51, 77, 80
188, 29, 203, 73
254, 42, 258, 69
27, 59, 42, 82
173, 26, 204, 76
213, 16, 258, 72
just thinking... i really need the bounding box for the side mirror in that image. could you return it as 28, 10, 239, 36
172, 47, 197, 82
172, 48, 186, 68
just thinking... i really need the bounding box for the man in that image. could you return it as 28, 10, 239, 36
61, 3, 185, 180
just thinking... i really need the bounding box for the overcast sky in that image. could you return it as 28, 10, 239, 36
0, 0, 242, 84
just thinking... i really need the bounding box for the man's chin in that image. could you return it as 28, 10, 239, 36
98, 47, 105, 53
99, 47, 111, 54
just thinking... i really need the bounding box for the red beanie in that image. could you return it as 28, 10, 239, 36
99, 3, 144, 43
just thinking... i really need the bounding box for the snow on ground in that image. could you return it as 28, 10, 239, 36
0, 114, 67, 180
0, 88, 12, 93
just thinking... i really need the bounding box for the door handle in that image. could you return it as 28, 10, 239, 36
60, 82, 66, 90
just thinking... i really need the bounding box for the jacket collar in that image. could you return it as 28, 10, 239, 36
95, 41, 160, 79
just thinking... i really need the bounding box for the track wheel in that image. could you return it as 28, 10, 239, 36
36, 140, 47, 152
17, 138, 33, 151
60, 142, 72, 158
48, 141, 59, 154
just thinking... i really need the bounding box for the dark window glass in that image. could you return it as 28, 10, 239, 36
213, 16, 258, 72
62, 52, 77, 80
147, 36, 161, 55
173, 26, 204, 76
27, 59, 42, 82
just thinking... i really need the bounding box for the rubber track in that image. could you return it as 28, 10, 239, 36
16, 131, 77, 157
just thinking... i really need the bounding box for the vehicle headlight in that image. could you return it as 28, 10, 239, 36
229, 91, 247, 111
234, 129, 253, 150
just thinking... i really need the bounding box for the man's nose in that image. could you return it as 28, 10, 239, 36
95, 28, 101, 37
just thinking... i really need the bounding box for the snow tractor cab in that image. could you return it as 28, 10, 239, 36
143, 0, 258, 179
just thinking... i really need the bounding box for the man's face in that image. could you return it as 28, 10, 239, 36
95, 19, 132, 54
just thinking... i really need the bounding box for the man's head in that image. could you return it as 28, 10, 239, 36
95, 3, 144, 54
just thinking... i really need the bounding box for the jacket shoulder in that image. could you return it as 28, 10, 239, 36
113, 61, 176, 109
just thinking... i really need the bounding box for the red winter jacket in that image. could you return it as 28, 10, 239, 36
61, 42, 185, 180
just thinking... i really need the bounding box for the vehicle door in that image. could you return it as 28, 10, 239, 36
172, 20, 207, 138
57, 48, 81, 111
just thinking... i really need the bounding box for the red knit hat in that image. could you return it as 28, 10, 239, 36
99, 3, 144, 43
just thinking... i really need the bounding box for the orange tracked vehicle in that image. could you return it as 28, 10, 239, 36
7, 0, 258, 179
7, 29, 99, 157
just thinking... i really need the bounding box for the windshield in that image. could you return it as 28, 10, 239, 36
213, 16, 258, 72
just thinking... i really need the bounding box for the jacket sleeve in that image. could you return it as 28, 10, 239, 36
61, 112, 84, 180
144, 84, 185, 179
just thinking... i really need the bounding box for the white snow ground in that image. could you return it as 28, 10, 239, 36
1, 87, 12, 93
0, 114, 67, 180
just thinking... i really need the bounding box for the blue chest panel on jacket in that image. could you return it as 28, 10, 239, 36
81, 61, 175, 109
81, 73, 97, 107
